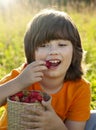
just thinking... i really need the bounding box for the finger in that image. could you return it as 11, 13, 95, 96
30, 60, 46, 67
26, 128, 42, 130
42, 99, 54, 112
29, 76, 43, 83
25, 106, 44, 116
33, 66, 47, 72
21, 121, 41, 129
34, 72, 44, 77
26, 129, 42, 130
33, 77, 43, 83
21, 114, 41, 122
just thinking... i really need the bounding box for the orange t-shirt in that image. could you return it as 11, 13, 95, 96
0, 64, 91, 130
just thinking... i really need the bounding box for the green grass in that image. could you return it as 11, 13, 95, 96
0, 5, 96, 116
0, 107, 5, 117
70, 12, 96, 109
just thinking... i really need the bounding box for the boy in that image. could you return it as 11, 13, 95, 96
0, 9, 91, 130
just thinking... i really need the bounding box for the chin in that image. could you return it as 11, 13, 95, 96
44, 71, 62, 78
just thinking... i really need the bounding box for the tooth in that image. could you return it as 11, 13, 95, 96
55, 61, 58, 63
50, 60, 59, 63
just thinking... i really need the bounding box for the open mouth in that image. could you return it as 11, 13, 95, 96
46, 60, 61, 69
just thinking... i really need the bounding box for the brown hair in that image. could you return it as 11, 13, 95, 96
24, 9, 83, 81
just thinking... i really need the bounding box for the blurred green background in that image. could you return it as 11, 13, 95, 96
0, 0, 96, 111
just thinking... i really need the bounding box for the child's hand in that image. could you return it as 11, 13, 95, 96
17, 61, 47, 88
21, 100, 65, 130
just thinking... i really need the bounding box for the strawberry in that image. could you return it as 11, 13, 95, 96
14, 91, 24, 98
9, 90, 50, 103
20, 97, 30, 103
31, 91, 40, 98
36, 95, 43, 102
30, 98, 38, 103
29, 91, 43, 102
10, 95, 20, 101
46, 60, 51, 69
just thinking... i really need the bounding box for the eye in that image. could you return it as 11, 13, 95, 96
40, 44, 46, 47
58, 43, 67, 47
40, 43, 49, 47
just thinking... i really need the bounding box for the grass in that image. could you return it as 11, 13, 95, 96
0, 107, 5, 117
0, 4, 96, 116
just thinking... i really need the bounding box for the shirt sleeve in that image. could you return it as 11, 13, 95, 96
0, 64, 25, 85
66, 81, 91, 121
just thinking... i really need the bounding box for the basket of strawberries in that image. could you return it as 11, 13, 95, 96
7, 90, 50, 130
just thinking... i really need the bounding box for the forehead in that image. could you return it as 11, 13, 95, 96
44, 39, 72, 44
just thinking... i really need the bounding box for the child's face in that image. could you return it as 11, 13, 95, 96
35, 39, 73, 79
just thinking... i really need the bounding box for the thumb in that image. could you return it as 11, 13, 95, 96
42, 97, 54, 111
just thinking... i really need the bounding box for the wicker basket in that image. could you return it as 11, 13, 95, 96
7, 98, 45, 130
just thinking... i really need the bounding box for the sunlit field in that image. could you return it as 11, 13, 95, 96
0, 0, 96, 116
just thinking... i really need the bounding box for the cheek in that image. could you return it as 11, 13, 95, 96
63, 47, 73, 65
63, 46, 73, 57
67, 49, 73, 64
35, 50, 47, 60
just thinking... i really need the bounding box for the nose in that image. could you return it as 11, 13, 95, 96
49, 50, 58, 55
48, 45, 59, 55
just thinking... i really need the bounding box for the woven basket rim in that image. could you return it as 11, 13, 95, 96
7, 97, 41, 105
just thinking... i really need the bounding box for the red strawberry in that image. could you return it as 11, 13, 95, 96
36, 95, 43, 102
29, 91, 43, 102
10, 95, 20, 101
20, 97, 30, 103
9, 90, 50, 103
10, 96, 15, 101
15, 91, 24, 98
46, 60, 51, 69
30, 98, 37, 103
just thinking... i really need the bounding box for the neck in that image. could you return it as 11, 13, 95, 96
40, 76, 64, 94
